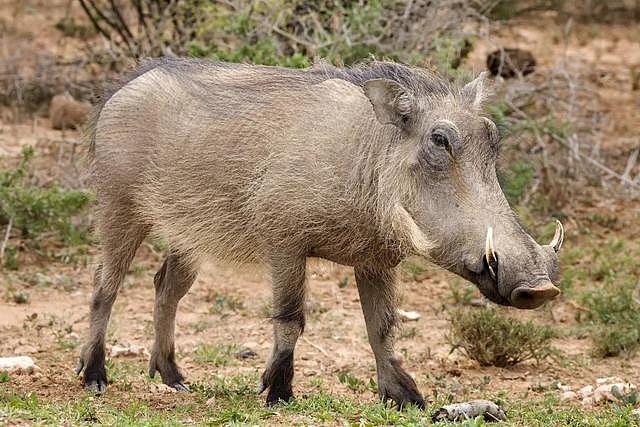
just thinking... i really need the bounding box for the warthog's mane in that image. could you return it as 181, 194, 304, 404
85, 58, 460, 155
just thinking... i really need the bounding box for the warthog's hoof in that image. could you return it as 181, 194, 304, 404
148, 350, 189, 392
259, 349, 295, 406
379, 358, 425, 410
85, 378, 108, 394
76, 351, 108, 395
168, 381, 190, 392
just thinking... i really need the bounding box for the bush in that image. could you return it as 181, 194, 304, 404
447, 308, 560, 367
79, 0, 480, 73
0, 146, 91, 268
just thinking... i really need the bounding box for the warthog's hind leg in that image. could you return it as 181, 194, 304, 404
354, 266, 425, 409
148, 253, 198, 391
260, 256, 306, 405
77, 220, 148, 393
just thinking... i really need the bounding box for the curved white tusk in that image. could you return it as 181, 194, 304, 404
548, 220, 564, 253
485, 226, 497, 280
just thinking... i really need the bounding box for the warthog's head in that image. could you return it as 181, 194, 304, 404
363, 70, 562, 309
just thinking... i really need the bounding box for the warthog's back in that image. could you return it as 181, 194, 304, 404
90, 59, 383, 265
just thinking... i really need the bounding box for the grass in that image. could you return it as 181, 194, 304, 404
447, 308, 560, 367
560, 237, 640, 357
193, 344, 239, 366
1, 376, 639, 426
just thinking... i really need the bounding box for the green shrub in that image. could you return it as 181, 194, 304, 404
499, 159, 535, 206
0, 146, 91, 268
447, 308, 560, 367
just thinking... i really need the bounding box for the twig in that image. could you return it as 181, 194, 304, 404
301, 336, 329, 357
550, 133, 640, 190
0, 217, 13, 264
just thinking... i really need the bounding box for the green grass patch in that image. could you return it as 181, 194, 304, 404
193, 344, 239, 366
2, 380, 640, 426
563, 238, 640, 357
447, 308, 560, 367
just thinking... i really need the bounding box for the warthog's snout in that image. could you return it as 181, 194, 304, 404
466, 220, 565, 309
510, 280, 561, 309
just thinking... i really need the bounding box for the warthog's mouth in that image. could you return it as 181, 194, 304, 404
510, 280, 561, 309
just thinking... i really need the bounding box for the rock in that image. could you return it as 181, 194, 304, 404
397, 309, 421, 321
153, 383, 177, 394
49, 92, 91, 130
0, 356, 40, 374
486, 48, 536, 78
593, 383, 636, 403
596, 376, 623, 385
432, 399, 507, 422
13, 345, 38, 354
109, 344, 150, 358
577, 385, 593, 399
561, 391, 577, 402
557, 382, 572, 392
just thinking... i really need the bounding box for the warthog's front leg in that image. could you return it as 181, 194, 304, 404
354, 266, 425, 409
148, 254, 198, 391
259, 256, 306, 405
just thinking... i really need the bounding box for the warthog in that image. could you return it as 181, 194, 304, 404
77, 58, 563, 408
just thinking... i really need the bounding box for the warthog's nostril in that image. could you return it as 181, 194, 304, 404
510, 280, 560, 309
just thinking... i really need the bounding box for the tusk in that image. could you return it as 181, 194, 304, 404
485, 227, 498, 280
548, 220, 564, 253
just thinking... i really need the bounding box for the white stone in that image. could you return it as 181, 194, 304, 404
577, 385, 593, 398
397, 309, 421, 321
560, 391, 577, 402
0, 356, 40, 373
109, 344, 150, 358
557, 382, 572, 392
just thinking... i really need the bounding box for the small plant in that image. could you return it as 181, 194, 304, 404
0, 371, 9, 383
207, 292, 244, 315
193, 344, 239, 366
337, 372, 366, 393
449, 281, 477, 306
447, 308, 560, 367
337, 276, 349, 289
499, 159, 535, 206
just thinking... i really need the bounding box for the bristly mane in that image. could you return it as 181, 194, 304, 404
84, 58, 457, 155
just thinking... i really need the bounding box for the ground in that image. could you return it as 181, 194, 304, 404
1, 1, 640, 426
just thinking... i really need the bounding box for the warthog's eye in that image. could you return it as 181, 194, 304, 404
430, 131, 453, 158
431, 132, 449, 149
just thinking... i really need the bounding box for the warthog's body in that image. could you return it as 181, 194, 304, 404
78, 58, 563, 407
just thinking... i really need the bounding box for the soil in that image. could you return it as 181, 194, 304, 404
1, 0, 639, 421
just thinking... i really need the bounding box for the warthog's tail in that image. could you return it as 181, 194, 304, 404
83, 58, 171, 157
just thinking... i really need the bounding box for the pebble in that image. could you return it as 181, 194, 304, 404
397, 309, 421, 321
153, 383, 177, 394
577, 385, 593, 398
0, 356, 40, 374
110, 344, 150, 358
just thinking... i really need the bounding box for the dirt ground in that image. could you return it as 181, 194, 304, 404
1, 1, 640, 425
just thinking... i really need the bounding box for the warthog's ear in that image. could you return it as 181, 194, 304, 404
462, 71, 489, 111
363, 79, 415, 129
